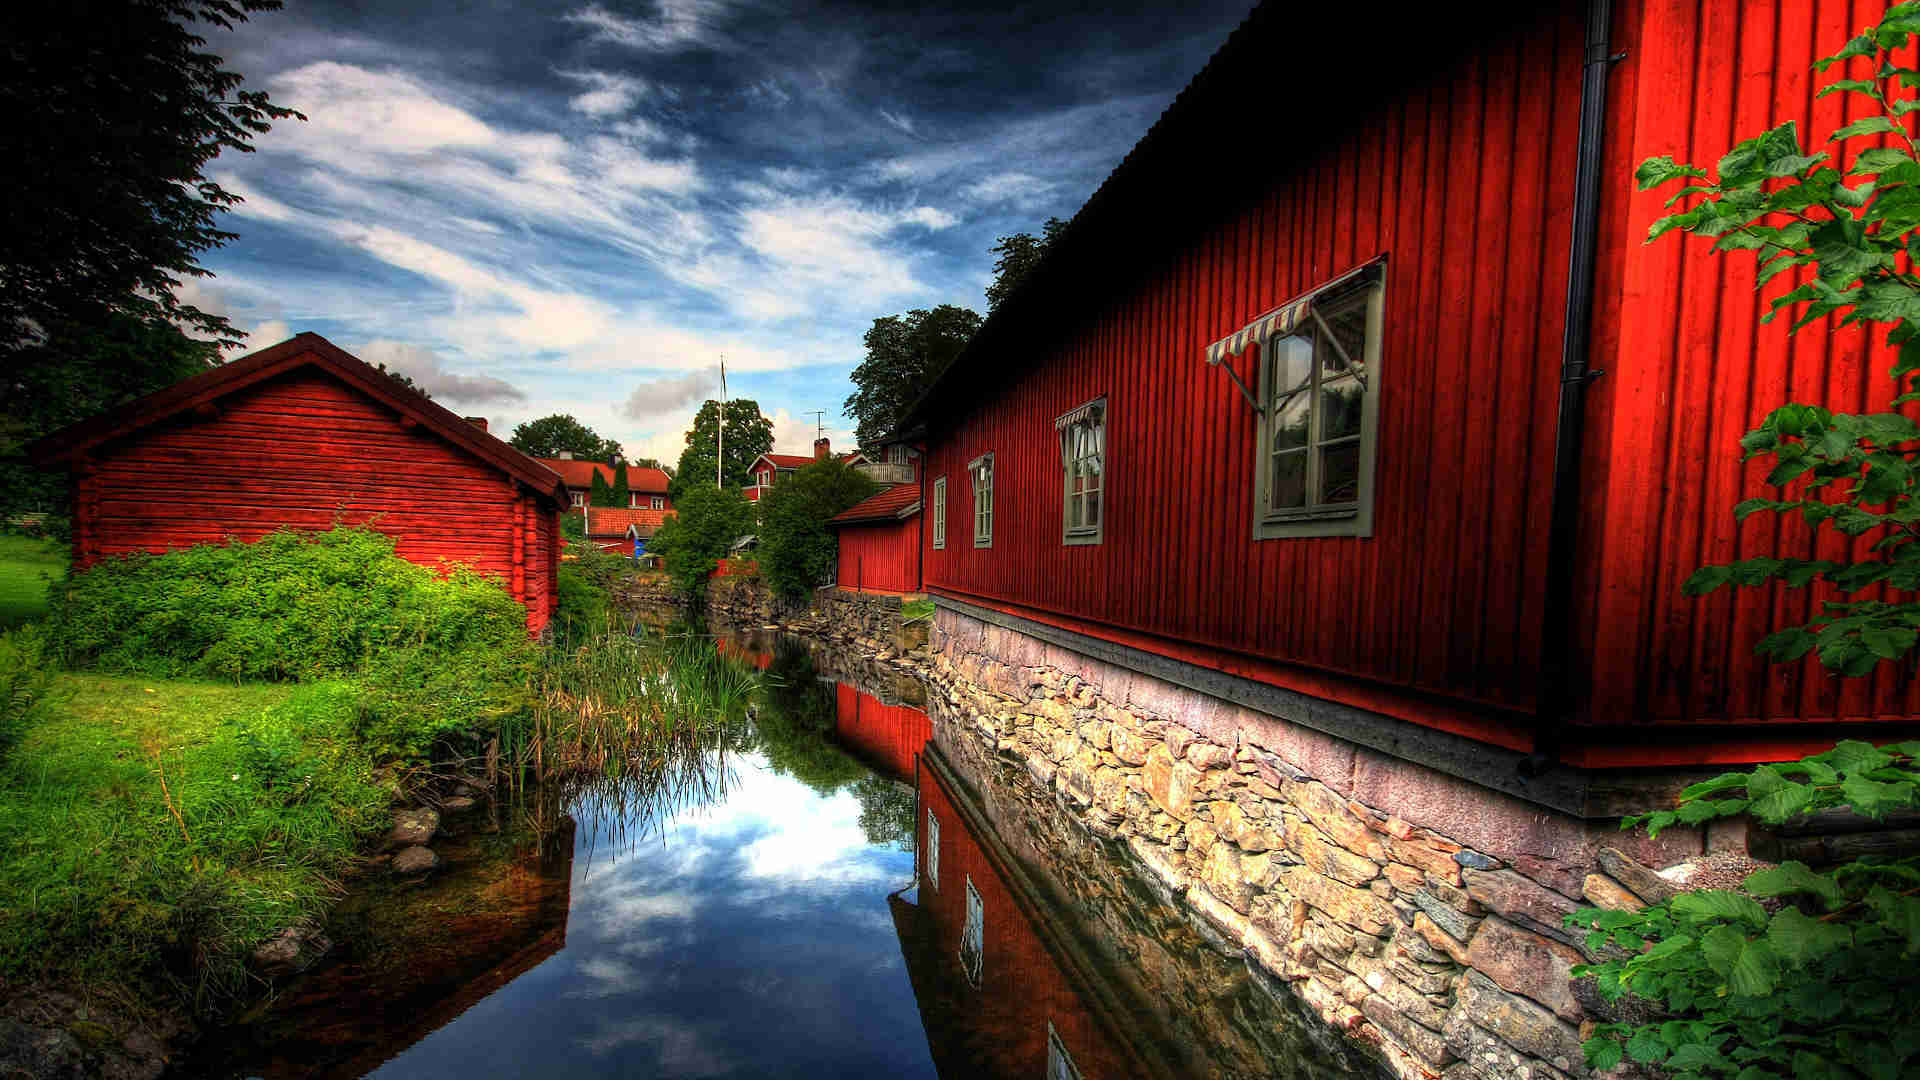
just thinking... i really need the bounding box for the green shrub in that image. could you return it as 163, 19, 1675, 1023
647, 485, 752, 601
353, 637, 537, 761
758, 459, 880, 602
44, 527, 526, 682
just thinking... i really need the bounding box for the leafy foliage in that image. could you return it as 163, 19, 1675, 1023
590, 468, 614, 507
646, 484, 752, 600
611, 460, 631, 507
843, 305, 982, 449
43, 526, 529, 682
1569, 741, 1920, 1079
508, 413, 621, 460
0, 627, 57, 768
1648, 4, 1920, 674
984, 217, 1068, 311
669, 399, 774, 498
757, 459, 881, 602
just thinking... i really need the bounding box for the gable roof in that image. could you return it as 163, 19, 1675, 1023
28, 332, 567, 506
539, 458, 672, 494
583, 506, 671, 538
828, 483, 921, 526
753, 453, 817, 471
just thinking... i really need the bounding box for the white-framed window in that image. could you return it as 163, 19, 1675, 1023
1047, 1023, 1084, 1080
570, 491, 585, 508
1254, 270, 1384, 539
961, 875, 983, 987
931, 476, 947, 550
925, 810, 940, 889
888, 443, 908, 464
1056, 397, 1105, 546
969, 454, 993, 548
651, 496, 664, 510
757, 469, 771, 487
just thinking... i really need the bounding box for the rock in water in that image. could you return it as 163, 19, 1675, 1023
392, 846, 441, 875
251, 925, 332, 977
440, 795, 477, 816
387, 807, 440, 850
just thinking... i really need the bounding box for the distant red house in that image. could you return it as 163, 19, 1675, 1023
829, 483, 921, 594
580, 505, 671, 557
28, 332, 568, 633
537, 455, 672, 513
744, 438, 867, 501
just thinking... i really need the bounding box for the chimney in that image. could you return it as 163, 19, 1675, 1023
814, 437, 830, 460
463, 416, 488, 432
558, 450, 574, 460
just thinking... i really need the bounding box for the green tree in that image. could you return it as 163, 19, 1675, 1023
631, 457, 671, 475
1, 1, 301, 521
758, 459, 880, 603
843, 305, 982, 449
611, 460, 631, 507
508, 414, 621, 460
669, 399, 773, 498
588, 469, 614, 508
984, 217, 1068, 312
750, 639, 868, 794
645, 483, 751, 599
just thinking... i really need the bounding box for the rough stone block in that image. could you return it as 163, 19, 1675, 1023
1596, 846, 1678, 906
1465, 916, 1585, 1022
1361, 994, 1455, 1068
1413, 913, 1472, 965
1463, 869, 1577, 928
1382, 862, 1425, 893
1202, 841, 1254, 914
1187, 741, 1234, 769
1280, 823, 1381, 887
1283, 865, 1398, 937
1110, 725, 1153, 766
1453, 970, 1584, 1072
1412, 888, 1483, 944
1388, 832, 1464, 885
1580, 873, 1642, 913
1285, 778, 1388, 861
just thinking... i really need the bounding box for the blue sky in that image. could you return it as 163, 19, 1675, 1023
189, 0, 1254, 465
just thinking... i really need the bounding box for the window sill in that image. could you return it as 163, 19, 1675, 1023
973, 537, 993, 549
1254, 506, 1371, 540
1063, 530, 1102, 546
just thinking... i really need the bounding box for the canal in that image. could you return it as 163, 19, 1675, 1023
194, 631, 1375, 1079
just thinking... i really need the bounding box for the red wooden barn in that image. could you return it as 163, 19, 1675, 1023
537, 455, 672, 513
580, 506, 671, 556
829, 483, 922, 594
29, 332, 568, 633
898, 0, 1920, 798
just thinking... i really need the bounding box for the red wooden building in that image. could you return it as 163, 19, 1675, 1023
537, 455, 672, 513
829, 483, 922, 594
899, 0, 1920, 797
744, 438, 866, 501
579, 506, 671, 557
29, 333, 568, 633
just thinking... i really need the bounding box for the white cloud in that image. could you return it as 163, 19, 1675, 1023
961, 170, 1056, 206
351, 340, 528, 403
564, 1, 728, 52
622, 372, 716, 419
214, 173, 300, 222
561, 69, 649, 116
877, 108, 915, 135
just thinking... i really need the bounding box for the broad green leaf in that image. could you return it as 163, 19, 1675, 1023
1584, 1035, 1625, 1070
1746, 861, 1846, 908
1831, 116, 1899, 142
1840, 773, 1913, 818
1675, 890, 1770, 929
1627, 1026, 1671, 1064
1827, 739, 1896, 776
1866, 885, 1920, 951
1750, 779, 1819, 822
1766, 905, 1853, 965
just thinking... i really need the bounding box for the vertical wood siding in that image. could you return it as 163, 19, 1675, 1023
1580, 0, 1920, 734
836, 518, 921, 593
921, 6, 1584, 723
77, 367, 557, 633
831, 682, 929, 781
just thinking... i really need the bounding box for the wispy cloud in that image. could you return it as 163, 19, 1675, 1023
352, 340, 528, 403
877, 108, 915, 135
560, 69, 651, 116
622, 372, 715, 418
563, 1, 729, 53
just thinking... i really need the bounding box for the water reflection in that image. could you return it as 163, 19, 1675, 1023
197, 631, 1367, 1079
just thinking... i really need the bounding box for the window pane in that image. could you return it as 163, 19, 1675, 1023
1271, 333, 1313, 399
1322, 298, 1367, 380
1321, 439, 1360, 504
1272, 391, 1310, 451
1068, 492, 1082, 528
1320, 376, 1364, 440
1086, 492, 1099, 528
1271, 449, 1307, 509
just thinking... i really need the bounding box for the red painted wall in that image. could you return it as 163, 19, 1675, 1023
915, 757, 1129, 1080
836, 518, 920, 593
832, 683, 928, 782
72, 367, 559, 633
916, 0, 1920, 761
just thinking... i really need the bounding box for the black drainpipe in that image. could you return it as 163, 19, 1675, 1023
1528, 0, 1619, 778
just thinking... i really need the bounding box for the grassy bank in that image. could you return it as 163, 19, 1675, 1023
0, 534, 62, 629
0, 675, 387, 1011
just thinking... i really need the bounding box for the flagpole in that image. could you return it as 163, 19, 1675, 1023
716, 355, 726, 489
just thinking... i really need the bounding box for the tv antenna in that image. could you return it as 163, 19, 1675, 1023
805, 410, 827, 440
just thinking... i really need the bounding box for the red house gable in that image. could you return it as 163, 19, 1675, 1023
538, 458, 672, 511
30, 332, 567, 633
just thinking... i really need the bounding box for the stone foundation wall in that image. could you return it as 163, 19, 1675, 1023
926, 608, 1718, 1080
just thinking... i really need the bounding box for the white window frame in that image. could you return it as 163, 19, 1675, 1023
1047, 1022, 1084, 1080
960, 875, 984, 987
970, 454, 994, 549
931, 476, 947, 550
757, 469, 771, 487
1253, 270, 1385, 540
650, 496, 664, 510
925, 810, 940, 889
570, 491, 585, 508
1057, 397, 1105, 546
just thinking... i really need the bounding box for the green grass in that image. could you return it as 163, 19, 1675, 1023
0, 534, 64, 629
0, 674, 389, 1013
900, 597, 935, 622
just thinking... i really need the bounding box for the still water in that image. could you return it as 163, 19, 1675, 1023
197, 634, 1370, 1079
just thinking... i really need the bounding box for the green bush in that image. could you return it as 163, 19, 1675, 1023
1569, 740, 1920, 1079
44, 527, 527, 682
758, 459, 880, 602
353, 638, 537, 761
647, 484, 752, 600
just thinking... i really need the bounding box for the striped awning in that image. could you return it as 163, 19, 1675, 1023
1053, 397, 1105, 431
1203, 258, 1385, 366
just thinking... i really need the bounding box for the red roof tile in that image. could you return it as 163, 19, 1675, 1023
829, 483, 921, 526
582, 506, 672, 537
536, 459, 671, 494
